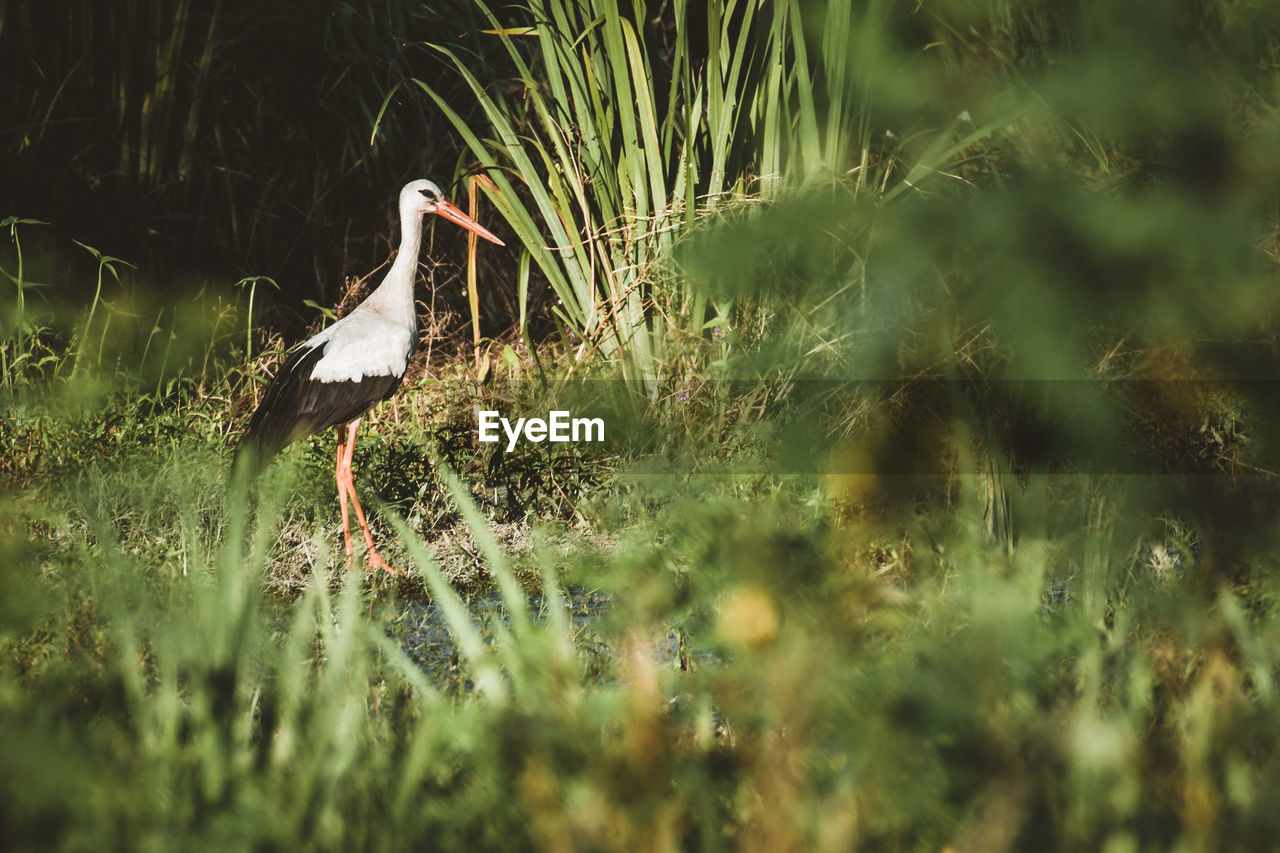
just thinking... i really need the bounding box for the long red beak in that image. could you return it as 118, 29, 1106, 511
434, 200, 505, 246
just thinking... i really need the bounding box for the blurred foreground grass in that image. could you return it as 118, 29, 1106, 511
7, 308, 1280, 851
7, 420, 1280, 849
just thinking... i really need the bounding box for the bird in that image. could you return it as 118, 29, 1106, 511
236, 179, 504, 573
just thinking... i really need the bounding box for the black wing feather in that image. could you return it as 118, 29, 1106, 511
235, 342, 404, 472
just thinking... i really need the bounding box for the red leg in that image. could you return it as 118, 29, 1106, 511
335, 419, 399, 575
335, 430, 355, 561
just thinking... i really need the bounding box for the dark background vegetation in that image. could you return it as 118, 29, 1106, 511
0, 0, 709, 338
1, 0, 521, 331
6, 0, 1280, 333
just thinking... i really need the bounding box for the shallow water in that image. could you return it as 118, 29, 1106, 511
392, 588, 691, 690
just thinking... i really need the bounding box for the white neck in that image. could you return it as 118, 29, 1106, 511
366, 205, 425, 314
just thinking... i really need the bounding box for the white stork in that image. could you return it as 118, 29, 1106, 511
237, 179, 503, 573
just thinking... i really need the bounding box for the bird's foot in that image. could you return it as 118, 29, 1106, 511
364, 553, 401, 576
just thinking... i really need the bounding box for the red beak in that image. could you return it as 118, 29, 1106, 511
433, 200, 505, 246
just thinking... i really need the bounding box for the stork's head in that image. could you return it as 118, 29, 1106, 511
401, 179, 504, 246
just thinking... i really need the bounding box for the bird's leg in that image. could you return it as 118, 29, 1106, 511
337, 419, 399, 575
335, 427, 356, 561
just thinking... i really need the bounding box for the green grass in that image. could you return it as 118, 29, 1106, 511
9, 411, 1280, 848
404, 0, 1013, 383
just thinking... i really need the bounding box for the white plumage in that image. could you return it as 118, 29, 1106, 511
305, 311, 416, 383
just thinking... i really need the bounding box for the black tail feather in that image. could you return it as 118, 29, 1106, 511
234, 343, 405, 478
